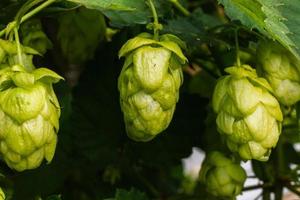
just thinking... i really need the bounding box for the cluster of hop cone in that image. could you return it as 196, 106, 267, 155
118, 33, 300, 198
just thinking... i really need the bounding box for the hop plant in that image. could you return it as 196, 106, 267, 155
20, 19, 53, 55
212, 65, 283, 161
257, 40, 300, 106
199, 151, 246, 198
118, 33, 187, 142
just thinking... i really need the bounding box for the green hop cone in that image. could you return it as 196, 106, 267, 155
118, 33, 187, 142
257, 40, 300, 106
0, 64, 63, 171
212, 65, 283, 161
57, 7, 106, 64
20, 19, 53, 55
199, 151, 246, 198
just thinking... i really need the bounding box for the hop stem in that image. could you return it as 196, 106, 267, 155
14, 28, 24, 66
169, 0, 190, 16
234, 29, 241, 67
0, 0, 56, 38
147, 0, 160, 40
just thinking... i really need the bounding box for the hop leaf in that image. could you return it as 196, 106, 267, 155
199, 151, 246, 198
257, 40, 300, 106
118, 33, 187, 142
212, 65, 283, 161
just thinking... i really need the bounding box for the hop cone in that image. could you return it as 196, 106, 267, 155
199, 151, 246, 198
20, 19, 52, 55
257, 40, 300, 106
212, 65, 283, 161
57, 7, 106, 64
0, 62, 63, 171
118, 33, 187, 142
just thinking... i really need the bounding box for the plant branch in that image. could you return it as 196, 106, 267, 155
0, 0, 56, 38
243, 183, 272, 191
169, 0, 190, 17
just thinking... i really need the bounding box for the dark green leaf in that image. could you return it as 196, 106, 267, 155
218, 0, 300, 58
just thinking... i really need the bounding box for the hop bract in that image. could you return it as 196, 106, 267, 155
212, 65, 283, 161
118, 33, 187, 142
199, 151, 246, 198
257, 40, 300, 106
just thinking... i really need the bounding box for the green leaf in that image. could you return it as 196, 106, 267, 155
66, 0, 151, 27
218, 0, 300, 58
65, 0, 135, 11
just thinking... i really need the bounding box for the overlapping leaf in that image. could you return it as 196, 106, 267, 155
218, 0, 300, 58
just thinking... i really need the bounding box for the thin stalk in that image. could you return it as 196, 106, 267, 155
15, 0, 43, 25
275, 138, 285, 200
243, 184, 263, 191
0, 0, 56, 38
21, 0, 56, 22
234, 29, 241, 67
147, 0, 160, 40
169, 0, 190, 16
243, 183, 272, 191
262, 188, 270, 200
14, 28, 24, 66
274, 184, 283, 200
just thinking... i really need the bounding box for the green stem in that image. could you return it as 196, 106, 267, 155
21, 0, 56, 22
275, 138, 284, 200
14, 28, 24, 66
15, 0, 43, 25
262, 188, 270, 200
169, 0, 190, 16
0, 0, 56, 38
147, 0, 160, 40
243, 183, 272, 191
274, 184, 283, 200
234, 29, 241, 67
296, 102, 300, 134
